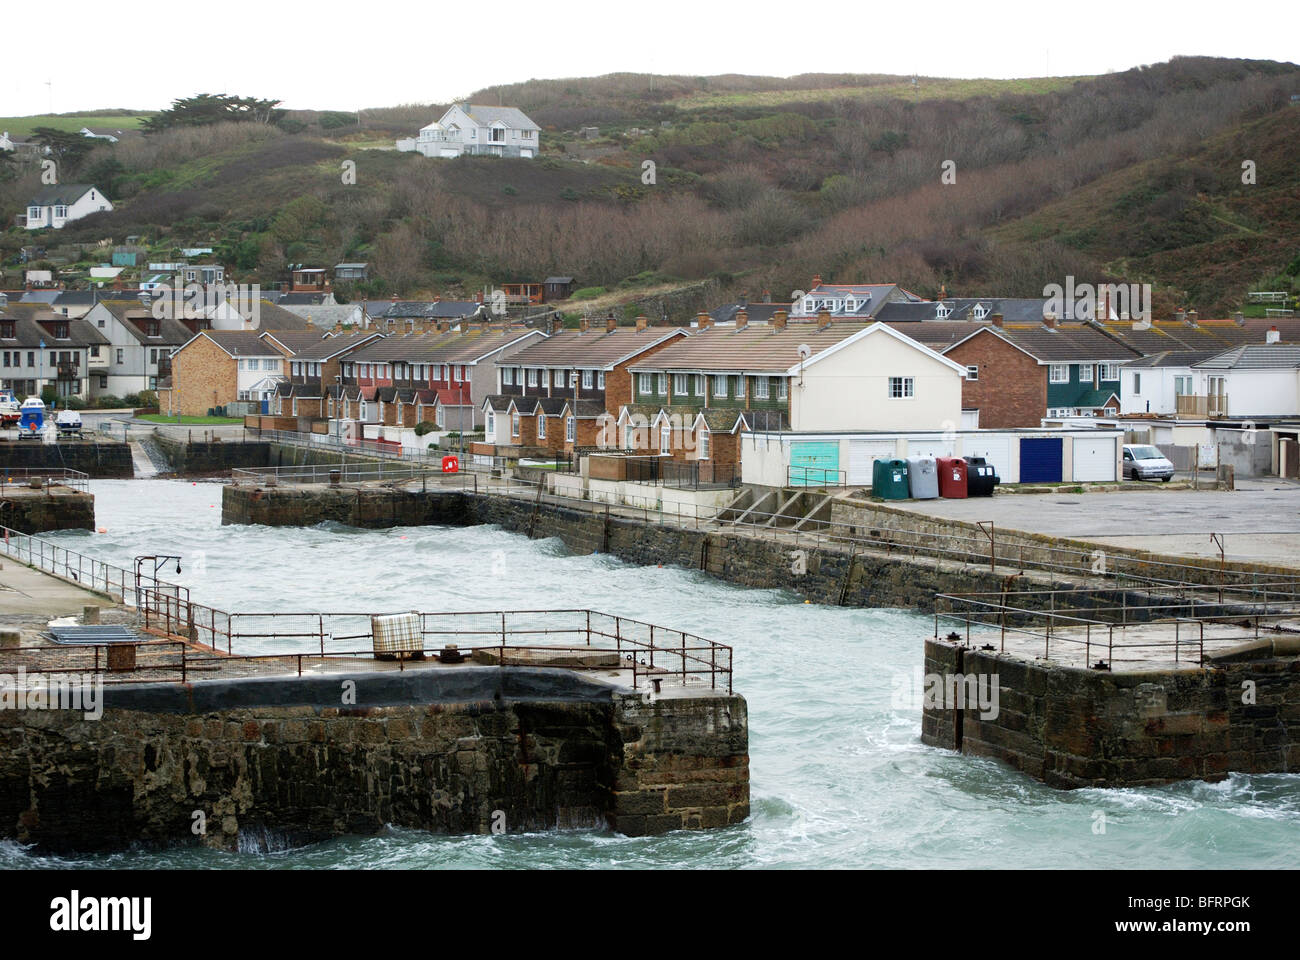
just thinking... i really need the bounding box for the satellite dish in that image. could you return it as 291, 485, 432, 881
798, 343, 811, 360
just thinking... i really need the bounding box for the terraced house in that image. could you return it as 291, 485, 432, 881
0, 302, 108, 401
621, 310, 966, 473
479, 318, 685, 457
332, 325, 542, 428
274, 331, 384, 420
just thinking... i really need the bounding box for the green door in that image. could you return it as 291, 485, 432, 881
790, 441, 840, 487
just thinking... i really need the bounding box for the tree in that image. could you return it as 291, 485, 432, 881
30, 127, 95, 172
143, 94, 284, 133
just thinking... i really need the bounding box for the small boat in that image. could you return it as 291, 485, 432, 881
55, 408, 83, 439
0, 390, 19, 426
18, 397, 45, 439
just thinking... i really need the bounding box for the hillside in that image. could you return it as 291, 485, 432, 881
1, 58, 1297, 317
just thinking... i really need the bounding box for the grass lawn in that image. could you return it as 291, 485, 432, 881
136, 414, 243, 425
0, 113, 152, 138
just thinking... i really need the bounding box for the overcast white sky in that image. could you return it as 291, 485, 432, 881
4, 0, 1297, 116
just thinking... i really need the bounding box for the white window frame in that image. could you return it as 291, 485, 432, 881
966, 365, 979, 381
657, 373, 667, 395
1133, 373, 1141, 395
713, 374, 727, 398
1078, 363, 1094, 383
673, 373, 687, 396
659, 425, 671, 455
1048, 364, 1069, 384
753, 376, 769, 399
597, 371, 605, 389
511, 413, 520, 437
888, 376, 915, 399
486, 411, 495, 436
698, 429, 710, 460
778, 378, 788, 400
694, 374, 705, 396
527, 368, 537, 387
537, 414, 546, 439
565, 416, 576, 442
582, 369, 593, 389
638, 372, 652, 395
1098, 363, 1120, 381
503, 366, 514, 386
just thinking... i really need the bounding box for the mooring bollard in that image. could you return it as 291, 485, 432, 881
83, 605, 100, 625
0, 629, 21, 650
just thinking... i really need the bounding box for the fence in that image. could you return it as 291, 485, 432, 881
0, 467, 90, 493
623, 456, 740, 489
932, 584, 1300, 666
252, 427, 433, 462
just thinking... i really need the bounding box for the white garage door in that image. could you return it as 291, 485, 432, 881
905, 435, 958, 459
1073, 436, 1117, 482
964, 436, 1012, 480
848, 440, 896, 485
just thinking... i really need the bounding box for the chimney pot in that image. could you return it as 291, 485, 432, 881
773, 309, 788, 330
1043, 314, 1057, 330
636, 315, 649, 331
1266, 325, 1280, 344
695, 312, 712, 331
1233, 311, 1245, 325
579, 316, 589, 333
606, 316, 616, 333
1187, 309, 1198, 326
1175, 309, 1185, 323
736, 309, 748, 330
990, 313, 1003, 327
817, 309, 832, 330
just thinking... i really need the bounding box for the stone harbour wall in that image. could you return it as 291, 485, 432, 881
921, 636, 1300, 788
0, 440, 132, 478
0, 667, 749, 853
0, 489, 94, 533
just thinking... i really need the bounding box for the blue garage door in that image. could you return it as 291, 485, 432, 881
1019, 437, 1063, 483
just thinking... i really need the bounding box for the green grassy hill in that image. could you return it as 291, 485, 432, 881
1, 58, 1296, 316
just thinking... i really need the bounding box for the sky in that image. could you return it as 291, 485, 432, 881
3, 0, 1297, 116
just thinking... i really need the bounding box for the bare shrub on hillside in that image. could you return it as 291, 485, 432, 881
113, 122, 284, 171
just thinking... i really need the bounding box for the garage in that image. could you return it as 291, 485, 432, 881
1020, 437, 1063, 483
1072, 435, 1117, 482
790, 441, 841, 486
848, 439, 895, 485
965, 435, 1012, 481
904, 435, 958, 459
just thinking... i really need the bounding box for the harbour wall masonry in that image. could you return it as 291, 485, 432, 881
0, 440, 132, 478
0, 667, 748, 852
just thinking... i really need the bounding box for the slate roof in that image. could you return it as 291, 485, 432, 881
91, 300, 193, 344
370, 300, 485, 320
512, 396, 569, 416
276, 292, 332, 305
347, 328, 537, 364
1195, 345, 1300, 369
791, 283, 916, 319
507, 327, 684, 369
259, 330, 329, 354
708, 302, 792, 325
290, 331, 384, 361
628, 322, 876, 373
544, 276, 574, 284
462, 105, 540, 131
1125, 350, 1223, 368
0, 308, 108, 348
946, 323, 1141, 363
200, 331, 283, 358
27, 184, 97, 206
482, 394, 516, 412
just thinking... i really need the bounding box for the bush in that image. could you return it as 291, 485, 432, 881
40, 386, 56, 406
64, 396, 86, 410
413, 421, 436, 436
95, 395, 125, 409
122, 392, 143, 408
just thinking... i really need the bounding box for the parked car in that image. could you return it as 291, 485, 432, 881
1122, 444, 1175, 482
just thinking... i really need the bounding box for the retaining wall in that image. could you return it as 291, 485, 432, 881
0, 440, 132, 478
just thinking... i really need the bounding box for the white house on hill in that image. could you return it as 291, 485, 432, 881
25, 184, 113, 230
396, 103, 540, 159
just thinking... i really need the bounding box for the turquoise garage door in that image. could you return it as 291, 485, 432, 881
790, 441, 840, 486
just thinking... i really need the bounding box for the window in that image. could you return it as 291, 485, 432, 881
935, 303, 951, 319
1048, 364, 1069, 383
150, 349, 159, 365
1174, 376, 1192, 396
1, 352, 7, 367
486, 411, 495, 436
54, 205, 67, 219
527, 369, 537, 387
673, 373, 687, 395
555, 370, 565, 387
116, 349, 124, 364
28, 207, 41, 222
1099, 363, 1120, 381
888, 376, 914, 399
453, 366, 461, 383
503, 367, 514, 386
657, 373, 667, 395
238, 390, 250, 401
753, 376, 769, 399
99, 376, 107, 389
698, 430, 710, 460
713, 374, 727, 398
638, 372, 652, 395
1133, 373, 1141, 394
778, 378, 788, 400
537, 414, 546, 439
659, 425, 671, 455
1078, 363, 1094, 383
581, 370, 593, 389
511, 413, 520, 437
966, 365, 979, 381
565, 417, 576, 442
694, 374, 705, 396
569, 370, 579, 388
972, 303, 988, 321
597, 371, 605, 389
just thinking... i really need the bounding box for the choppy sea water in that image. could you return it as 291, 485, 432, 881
5, 479, 1298, 869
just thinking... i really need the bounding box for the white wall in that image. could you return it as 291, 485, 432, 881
790, 329, 963, 432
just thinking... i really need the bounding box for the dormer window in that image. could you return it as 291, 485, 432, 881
803, 298, 815, 312
935, 303, 951, 319
0, 321, 14, 339
844, 298, 855, 311
972, 304, 989, 321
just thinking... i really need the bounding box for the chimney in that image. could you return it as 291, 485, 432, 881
606, 316, 616, 333
636, 315, 649, 331
990, 313, 1003, 328
579, 316, 589, 333
773, 309, 788, 330
762, 290, 772, 303
735, 309, 748, 330
695, 311, 712, 331
1187, 309, 1198, 326
475, 291, 483, 304
1043, 313, 1057, 330
1233, 311, 1245, 326
816, 309, 832, 329
811, 274, 822, 288
1174, 309, 1185, 323
1266, 325, 1280, 344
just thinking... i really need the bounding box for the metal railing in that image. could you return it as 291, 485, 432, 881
253, 427, 437, 462
623, 456, 740, 489
787, 465, 847, 487
931, 584, 1300, 666
0, 467, 90, 493
0, 522, 176, 608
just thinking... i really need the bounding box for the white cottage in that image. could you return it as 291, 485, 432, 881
25, 184, 113, 230
396, 103, 540, 159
